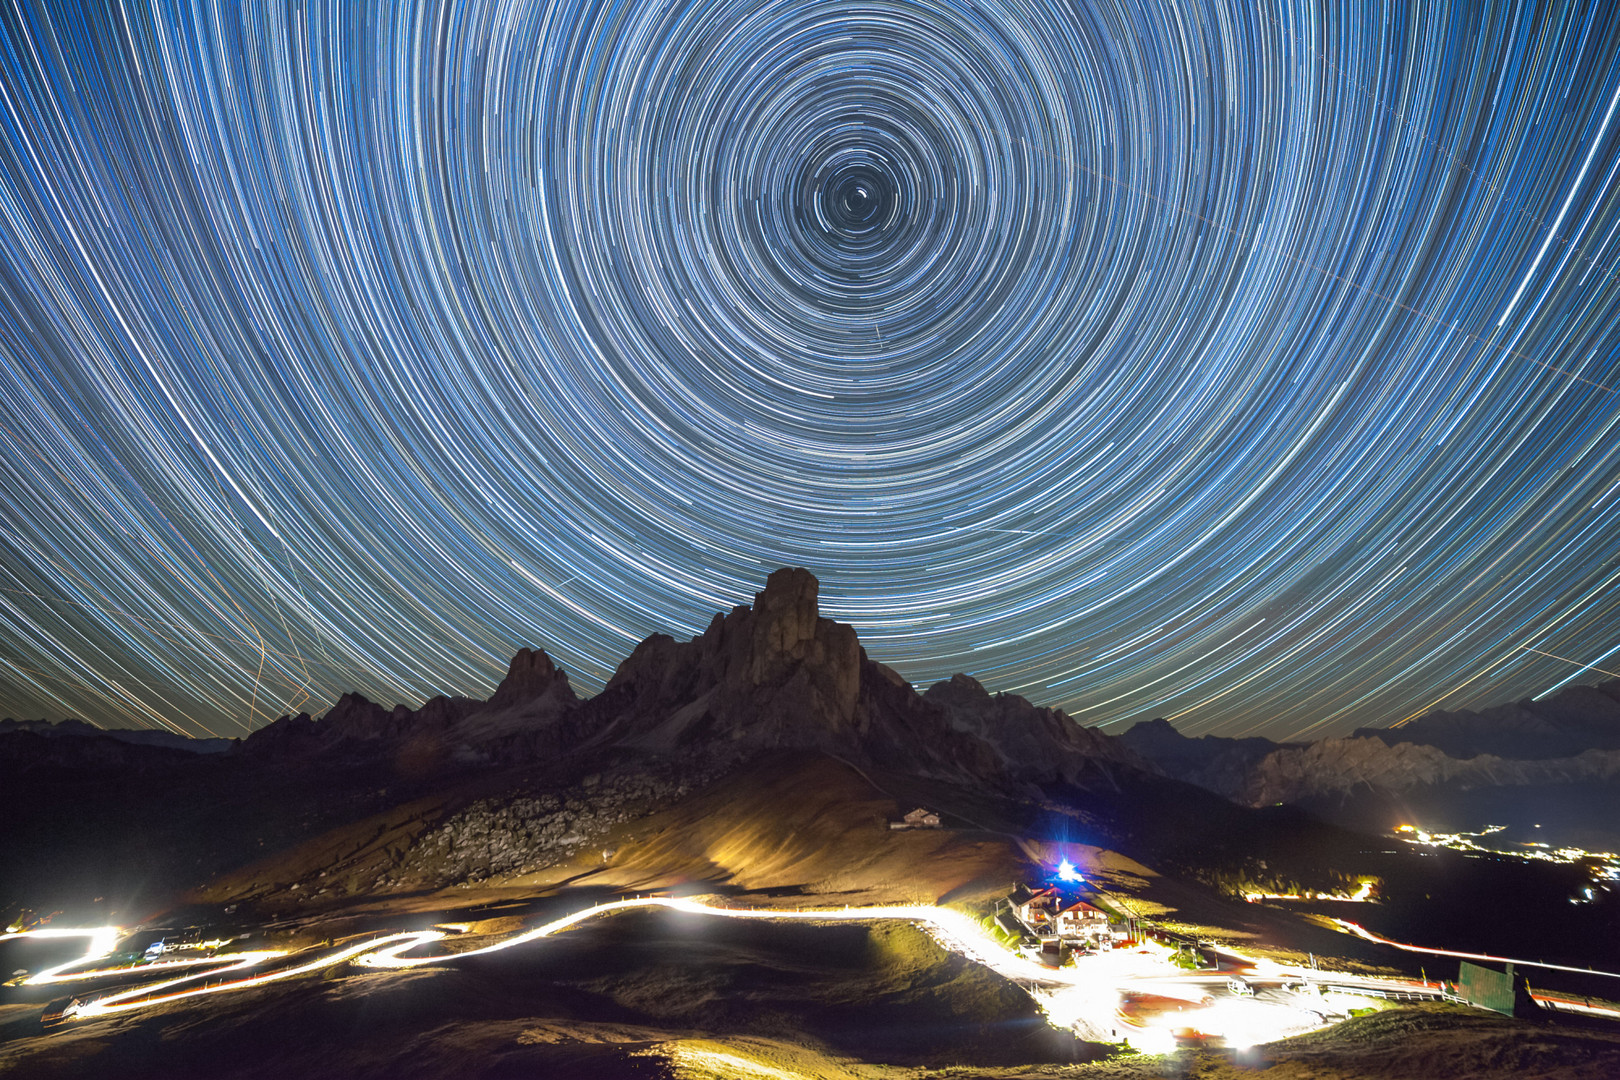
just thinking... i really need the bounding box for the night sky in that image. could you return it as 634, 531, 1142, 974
0, 1, 1617, 740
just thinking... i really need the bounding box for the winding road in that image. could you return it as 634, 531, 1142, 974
2, 897, 1496, 1049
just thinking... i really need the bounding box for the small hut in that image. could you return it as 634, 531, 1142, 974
888, 807, 942, 830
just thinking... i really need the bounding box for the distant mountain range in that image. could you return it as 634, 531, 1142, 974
1114, 682, 1620, 851
1116, 680, 1620, 808
1354, 682, 1620, 759
7, 569, 1618, 833
0, 716, 234, 754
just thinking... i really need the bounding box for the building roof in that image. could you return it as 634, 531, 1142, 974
1058, 899, 1106, 916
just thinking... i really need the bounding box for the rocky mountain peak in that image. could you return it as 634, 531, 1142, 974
322, 691, 390, 737
596, 567, 861, 750
747, 566, 823, 682
489, 647, 573, 709
920, 671, 1148, 782
233, 568, 1144, 786
930, 672, 989, 700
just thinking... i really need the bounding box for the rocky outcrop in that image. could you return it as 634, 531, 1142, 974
379, 759, 734, 891
593, 567, 863, 751
453, 648, 579, 745
242, 691, 481, 757
1115, 718, 1288, 794
923, 674, 1150, 782
583, 568, 1128, 782
488, 647, 576, 710
240, 662, 568, 760
849, 659, 1003, 777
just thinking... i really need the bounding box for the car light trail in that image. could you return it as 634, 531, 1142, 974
0, 927, 121, 983
5, 900, 1422, 1050
71, 951, 293, 1017
77, 932, 468, 1018
1330, 919, 1620, 982
1533, 994, 1620, 1021
0, 926, 293, 987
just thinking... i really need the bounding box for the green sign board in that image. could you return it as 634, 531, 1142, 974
1456, 960, 1519, 1016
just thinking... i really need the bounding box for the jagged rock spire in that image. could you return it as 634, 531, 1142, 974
489, 646, 571, 708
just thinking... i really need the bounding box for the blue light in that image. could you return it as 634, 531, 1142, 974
1056, 858, 1083, 883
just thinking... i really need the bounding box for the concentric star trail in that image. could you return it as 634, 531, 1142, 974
0, 0, 1618, 739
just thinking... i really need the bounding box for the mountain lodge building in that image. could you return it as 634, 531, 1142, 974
888, 807, 942, 829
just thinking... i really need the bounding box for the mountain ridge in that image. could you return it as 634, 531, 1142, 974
11, 567, 1620, 818
230, 567, 1147, 787
1352, 679, 1620, 760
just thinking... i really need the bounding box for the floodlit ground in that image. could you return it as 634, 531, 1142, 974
1048, 1005, 1620, 1080
7, 889, 1566, 1080
0, 912, 1093, 1079
7, 753, 1620, 1078
8, 881, 1620, 1079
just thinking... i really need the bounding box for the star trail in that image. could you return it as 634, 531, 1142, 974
0, 0, 1618, 740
